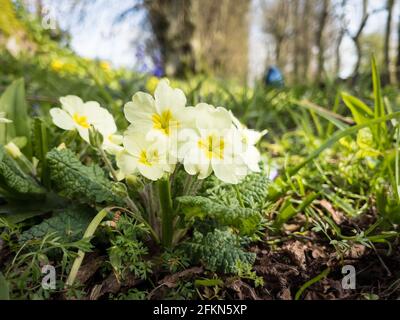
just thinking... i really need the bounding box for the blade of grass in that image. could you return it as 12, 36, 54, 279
295, 268, 331, 300
287, 111, 400, 177
327, 91, 343, 135
371, 56, 388, 145
293, 99, 352, 130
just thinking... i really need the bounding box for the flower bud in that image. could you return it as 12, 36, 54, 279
111, 182, 129, 198
4, 142, 22, 158
126, 174, 145, 190
89, 125, 104, 148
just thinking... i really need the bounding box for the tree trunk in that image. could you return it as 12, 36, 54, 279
383, 0, 395, 84
397, 11, 400, 82
191, 0, 251, 81
145, 0, 196, 78
35, 0, 43, 19
315, 0, 330, 84
301, 0, 312, 82
293, 0, 301, 82
351, 0, 369, 80
335, 0, 347, 78
276, 37, 283, 67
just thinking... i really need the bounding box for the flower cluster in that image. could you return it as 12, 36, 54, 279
50, 79, 267, 184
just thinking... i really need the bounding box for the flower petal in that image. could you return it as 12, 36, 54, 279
116, 151, 138, 176
138, 163, 165, 181
154, 79, 187, 113
59, 95, 84, 116
212, 156, 246, 184
77, 126, 90, 143
50, 108, 75, 130
183, 147, 212, 179
194, 103, 232, 130
123, 129, 150, 156
243, 146, 261, 172
124, 92, 156, 126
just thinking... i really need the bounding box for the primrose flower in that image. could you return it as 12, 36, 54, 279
178, 103, 247, 184
124, 79, 190, 149
50, 95, 122, 153
230, 112, 267, 173
117, 129, 173, 181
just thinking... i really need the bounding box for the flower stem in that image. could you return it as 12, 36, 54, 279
99, 148, 119, 181
65, 208, 109, 288
98, 148, 140, 214
158, 177, 174, 248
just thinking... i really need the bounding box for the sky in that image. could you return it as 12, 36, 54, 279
38, 0, 399, 81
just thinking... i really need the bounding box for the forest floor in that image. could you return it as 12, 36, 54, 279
59, 211, 400, 301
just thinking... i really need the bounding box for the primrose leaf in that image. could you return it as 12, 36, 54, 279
19, 205, 95, 243
177, 196, 261, 235
184, 229, 255, 273
0, 145, 45, 200
46, 148, 124, 205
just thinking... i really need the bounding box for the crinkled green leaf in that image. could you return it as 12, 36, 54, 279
19, 206, 95, 243
201, 171, 269, 210
234, 172, 269, 210
184, 229, 255, 273
0, 145, 45, 200
177, 196, 261, 235
46, 148, 123, 205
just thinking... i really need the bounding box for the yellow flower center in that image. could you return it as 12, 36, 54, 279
152, 109, 178, 136
73, 113, 90, 128
138, 150, 159, 167
198, 134, 225, 160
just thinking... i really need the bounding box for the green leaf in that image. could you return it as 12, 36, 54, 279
273, 198, 297, 229
273, 193, 318, 230
0, 78, 32, 157
201, 171, 269, 211
0, 193, 67, 224
294, 99, 350, 130
288, 111, 400, 177
46, 148, 123, 205
371, 56, 388, 143
194, 278, 224, 287
0, 145, 45, 200
32, 118, 50, 188
342, 92, 373, 125
235, 172, 269, 210
19, 205, 95, 243
184, 229, 255, 273
371, 56, 385, 120
178, 196, 261, 235
0, 272, 10, 300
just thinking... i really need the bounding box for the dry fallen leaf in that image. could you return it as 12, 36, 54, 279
319, 199, 345, 225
